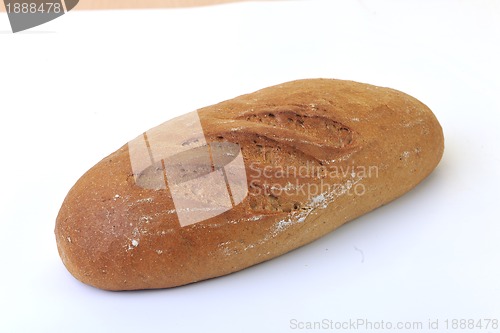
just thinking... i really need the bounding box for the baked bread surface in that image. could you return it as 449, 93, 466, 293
55, 79, 444, 290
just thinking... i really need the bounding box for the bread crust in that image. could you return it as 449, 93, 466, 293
55, 79, 444, 290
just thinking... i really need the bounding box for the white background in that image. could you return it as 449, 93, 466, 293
1, 1, 499, 332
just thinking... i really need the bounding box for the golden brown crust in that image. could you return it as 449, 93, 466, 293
55, 79, 444, 290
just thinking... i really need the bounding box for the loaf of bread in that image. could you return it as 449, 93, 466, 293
55, 79, 444, 290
